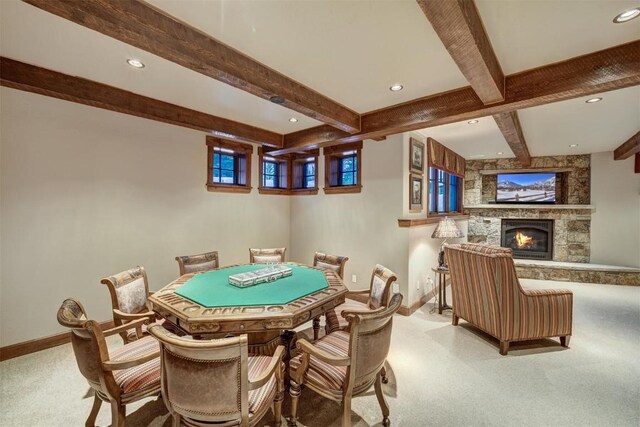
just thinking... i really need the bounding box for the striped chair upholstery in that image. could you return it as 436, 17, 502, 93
445, 243, 573, 355
325, 264, 398, 335
289, 294, 403, 427
312, 251, 350, 340
175, 250, 219, 275
148, 325, 285, 427
249, 247, 286, 263
57, 298, 160, 427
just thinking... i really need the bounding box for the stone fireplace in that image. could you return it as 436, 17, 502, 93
501, 219, 554, 260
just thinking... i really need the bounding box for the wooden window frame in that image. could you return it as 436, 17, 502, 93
206, 137, 253, 193
290, 150, 319, 195
427, 166, 463, 217
258, 147, 289, 195
323, 142, 363, 194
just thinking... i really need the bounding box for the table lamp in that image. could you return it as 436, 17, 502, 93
431, 216, 465, 269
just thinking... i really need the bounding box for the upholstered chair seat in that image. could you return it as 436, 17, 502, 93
249, 247, 286, 263
57, 298, 160, 427
289, 294, 403, 427
311, 252, 349, 340
101, 266, 159, 344
148, 325, 285, 427
445, 243, 573, 355
175, 250, 219, 276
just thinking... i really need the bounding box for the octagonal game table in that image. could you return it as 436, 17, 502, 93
149, 263, 348, 356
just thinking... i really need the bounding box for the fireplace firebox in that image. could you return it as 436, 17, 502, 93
501, 219, 553, 260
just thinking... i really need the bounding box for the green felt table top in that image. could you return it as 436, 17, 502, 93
175, 264, 329, 308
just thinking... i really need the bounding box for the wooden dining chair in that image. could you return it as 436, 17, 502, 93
57, 298, 160, 427
289, 293, 403, 427
175, 250, 219, 275
249, 247, 286, 263
325, 264, 397, 335
312, 251, 349, 340
100, 266, 157, 344
148, 325, 285, 427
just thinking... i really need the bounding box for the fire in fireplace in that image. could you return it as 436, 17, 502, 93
501, 219, 553, 260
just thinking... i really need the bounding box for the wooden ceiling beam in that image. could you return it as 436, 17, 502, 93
0, 57, 283, 147
613, 130, 640, 160
23, 0, 361, 134
417, 0, 505, 104
269, 41, 640, 156
492, 111, 531, 167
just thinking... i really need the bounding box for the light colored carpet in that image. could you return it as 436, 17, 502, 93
1, 279, 639, 427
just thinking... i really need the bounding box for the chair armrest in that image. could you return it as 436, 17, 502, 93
345, 290, 370, 304
522, 288, 573, 297
103, 349, 159, 371
103, 317, 151, 337
113, 309, 155, 321
249, 345, 285, 390
340, 304, 385, 320
296, 339, 350, 367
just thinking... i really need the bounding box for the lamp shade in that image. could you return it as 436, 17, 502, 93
431, 216, 465, 239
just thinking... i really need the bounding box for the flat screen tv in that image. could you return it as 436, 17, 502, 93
496, 172, 556, 203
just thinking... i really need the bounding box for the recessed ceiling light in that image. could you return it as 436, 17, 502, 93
289, 117, 298, 123
467, 119, 479, 124
585, 97, 603, 104
613, 8, 640, 23
126, 58, 145, 69
497, 152, 504, 155
389, 84, 403, 92
569, 144, 579, 148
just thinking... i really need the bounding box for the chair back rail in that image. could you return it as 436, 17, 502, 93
175, 250, 219, 275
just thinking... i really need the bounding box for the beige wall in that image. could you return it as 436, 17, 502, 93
590, 152, 640, 267
289, 135, 410, 303
0, 89, 290, 346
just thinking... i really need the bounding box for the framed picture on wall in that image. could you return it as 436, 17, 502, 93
410, 137, 425, 173
409, 173, 424, 212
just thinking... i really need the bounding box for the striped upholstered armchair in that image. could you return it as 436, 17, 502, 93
444, 243, 573, 355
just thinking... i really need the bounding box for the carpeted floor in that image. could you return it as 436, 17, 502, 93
1, 279, 639, 426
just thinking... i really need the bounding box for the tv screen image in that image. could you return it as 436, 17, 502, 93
496, 173, 556, 203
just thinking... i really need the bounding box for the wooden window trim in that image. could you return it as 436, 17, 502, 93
291, 150, 319, 195
323, 141, 363, 194
427, 166, 464, 218
206, 137, 253, 193
426, 137, 464, 217
258, 147, 290, 195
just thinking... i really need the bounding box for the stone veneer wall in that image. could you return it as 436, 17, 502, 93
464, 155, 590, 206
466, 208, 592, 263
464, 155, 592, 263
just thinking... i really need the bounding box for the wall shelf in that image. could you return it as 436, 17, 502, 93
397, 215, 469, 228
465, 204, 595, 211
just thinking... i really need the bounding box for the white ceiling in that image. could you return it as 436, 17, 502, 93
1, 0, 638, 157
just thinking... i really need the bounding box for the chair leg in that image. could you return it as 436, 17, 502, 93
380, 365, 389, 384
375, 370, 390, 427
289, 380, 302, 426
172, 413, 181, 427
341, 395, 352, 427
313, 316, 321, 341
499, 341, 509, 356
274, 384, 283, 426
560, 336, 571, 348
452, 314, 459, 326
85, 393, 102, 427
110, 401, 126, 427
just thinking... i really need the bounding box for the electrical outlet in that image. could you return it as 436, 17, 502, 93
351, 274, 357, 283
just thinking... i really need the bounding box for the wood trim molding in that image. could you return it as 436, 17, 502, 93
206, 137, 253, 193
417, 0, 505, 104
323, 142, 363, 195
479, 168, 572, 175
613, 130, 640, 160
23, 0, 361, 134
0, 57, 283, 147
398, 214, 469, 228
0, 320, 114, 362
270, 41, 640, 155
492, 111, 532, 167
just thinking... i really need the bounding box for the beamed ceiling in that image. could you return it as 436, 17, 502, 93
1, 0, 639, 164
